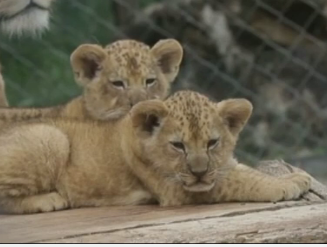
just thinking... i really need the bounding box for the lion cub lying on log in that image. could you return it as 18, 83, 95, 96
0, 91, 311, 214
0, 39, 183, 122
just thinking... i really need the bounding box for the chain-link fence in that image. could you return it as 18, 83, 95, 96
1, 0, 327, 165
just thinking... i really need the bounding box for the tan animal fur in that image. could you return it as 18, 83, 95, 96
0, 91, 311, 214
0, 0, 55, 36
0, 64, 7, 107
0, 39, 183, 123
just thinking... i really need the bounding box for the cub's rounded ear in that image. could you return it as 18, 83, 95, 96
70, 44, 107, 86
130, 100, 168, 136
151, 39, 183, 83
217, 99, 253, 136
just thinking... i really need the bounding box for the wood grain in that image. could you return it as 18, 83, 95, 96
1, 201, 326, 243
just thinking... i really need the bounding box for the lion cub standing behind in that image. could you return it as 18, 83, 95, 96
0, 39, 183, 122
0, 90, 311, 214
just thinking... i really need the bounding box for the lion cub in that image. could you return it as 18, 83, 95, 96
0, 91, 310, 214
0, 39, 183, 122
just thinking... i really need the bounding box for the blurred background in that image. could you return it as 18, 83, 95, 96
1, 0, 327, 176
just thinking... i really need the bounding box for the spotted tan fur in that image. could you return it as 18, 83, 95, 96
0, 39, 183, 124
0, 90, 310, 214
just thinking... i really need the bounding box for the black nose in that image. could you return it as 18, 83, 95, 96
190, 169, 207, 179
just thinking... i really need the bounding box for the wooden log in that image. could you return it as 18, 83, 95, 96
1, 201, 327, 243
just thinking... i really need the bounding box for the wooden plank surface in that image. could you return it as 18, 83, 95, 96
1, 201, 326, 243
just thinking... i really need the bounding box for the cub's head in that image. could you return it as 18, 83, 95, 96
0, 0, 55, 36
71, 39, 183, 120
130, 91, 252, 193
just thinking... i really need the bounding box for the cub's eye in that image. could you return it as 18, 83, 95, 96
170, 142, 185, 152
145, 78, 156, 87
207, 139, 219, 149
112, 80, 125, 88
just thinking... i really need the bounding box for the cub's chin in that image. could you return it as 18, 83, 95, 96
96, 106, 131, 121
1, 8, 50, 36
183, 182, 215, 193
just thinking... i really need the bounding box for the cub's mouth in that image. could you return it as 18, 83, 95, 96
180, 170, 216, 193
183, 182, 215, 193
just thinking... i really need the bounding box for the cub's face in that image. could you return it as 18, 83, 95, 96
0, 0, 55, 36
71, 39, 183, 120
130, 91, 253, 193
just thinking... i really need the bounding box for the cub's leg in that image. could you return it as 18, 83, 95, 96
257, 159, 327, 201
0, 124, 70, 214
214, 164, 311, 202
0, 64, 9, 107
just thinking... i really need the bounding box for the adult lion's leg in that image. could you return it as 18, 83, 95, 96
0, 63, 9, 107
0, 124, 70, 214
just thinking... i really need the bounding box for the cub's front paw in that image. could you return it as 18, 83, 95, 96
32, 192, 69, 213
275, 173, 311, 202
